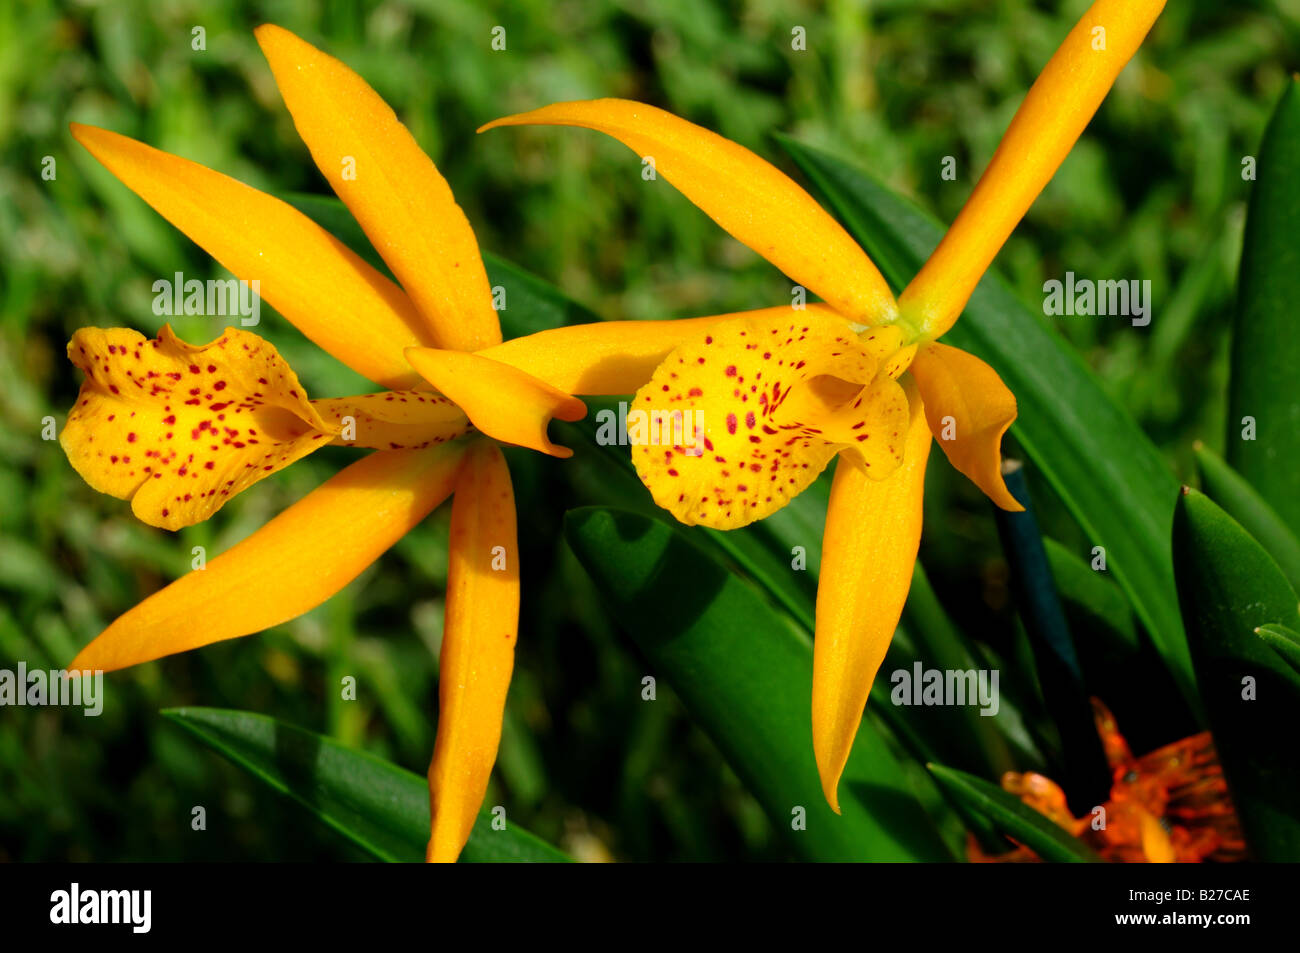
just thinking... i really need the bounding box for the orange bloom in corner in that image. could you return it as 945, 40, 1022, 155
969, 700, 1245, 863
480, 0, 1167, 811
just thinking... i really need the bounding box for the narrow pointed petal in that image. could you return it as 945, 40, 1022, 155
68, 444, 464, 673
427, 440, 519, 863
405, 348, 586, 458
481, 100, 897, 325
479, 314, 738, 395
62, 325, 337, 530
899, 0, 1167, 338
312, 391, 470, 450
908, 342, 1022, 512
69, 123, 428, 390
256, 24, 500, 351
812, 386, 930, 812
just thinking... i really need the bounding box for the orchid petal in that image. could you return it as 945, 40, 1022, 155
256, 25, 500, 351
405, 347, 586, 458
812, 385, 930, 812
312, 391, 470, 450
479, 315, 730, 395
900, 0, 1166, 338
481, 100, 897, 325
61, 325, 337, 530
908, 342, 1022, 512
426, 440, 519, 863
67, 444, 465, 673
69, 123, 427, 390
630, 310, 912, 529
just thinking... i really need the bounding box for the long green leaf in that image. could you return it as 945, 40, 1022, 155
1172, 488, 1300, 861
1256, 623, 1300, 676
163, 707, 570, 863
564, 507, 953, 861
777, 135, 1195, 710
1042, 537, 1139, 658
993, 462, 1111, 810
1195, 441, 1300, 593
926, 763, 1103, 863
895, 563, 1024, 777
1228, 79, 1300, 537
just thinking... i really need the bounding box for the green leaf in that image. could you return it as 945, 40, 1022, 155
893, 563, 1025, 777
926, 763, 1103, 863
1042, 538, 1139, 658
1172, 488, 1300, 861
777, 135, 1196, 711
162, 707, 570, 863
1195, 441, 1300, 593
282, 191, 601, 339
564, 507, 953, 861
992, 462, 1111, 810
1256, 623, 1300, 676
1228, 79, 1300, 538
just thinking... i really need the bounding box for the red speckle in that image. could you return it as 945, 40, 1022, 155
726, 414, 737, 435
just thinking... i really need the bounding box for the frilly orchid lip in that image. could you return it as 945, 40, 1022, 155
629, 309, 911, 530
480, 0, 1167, 810
62, 324, 336, 530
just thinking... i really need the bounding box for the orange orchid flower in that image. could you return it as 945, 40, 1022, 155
479, 0, 1167, 812
969, 700, 1245, 863
58, 24, 719, 863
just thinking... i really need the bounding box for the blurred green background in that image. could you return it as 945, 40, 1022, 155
1, 0, 1296, 861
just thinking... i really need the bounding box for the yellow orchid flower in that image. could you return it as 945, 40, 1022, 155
479, 0, 1166, 812
59, 24, 709, 863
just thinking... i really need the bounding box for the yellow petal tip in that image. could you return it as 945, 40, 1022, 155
405, 347, 585, 458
